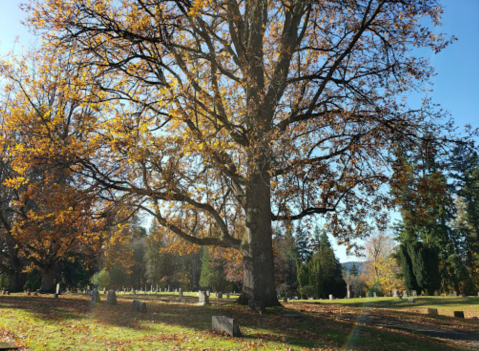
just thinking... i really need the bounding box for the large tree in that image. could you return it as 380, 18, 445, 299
0, 51, 110, 292
27, 0, 458, 305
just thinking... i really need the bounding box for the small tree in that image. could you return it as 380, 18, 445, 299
90, 270, 110, 290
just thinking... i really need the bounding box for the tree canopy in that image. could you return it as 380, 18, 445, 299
0, 0, 467, 304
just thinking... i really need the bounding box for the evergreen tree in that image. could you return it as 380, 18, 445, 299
398, 244, 419, 291
392, 136, 465, 294
450, 146, 479, 293
199, 248, 227, 291
295, 226, 312, 263
349, 263, 359, 276
297, 229, 346, 298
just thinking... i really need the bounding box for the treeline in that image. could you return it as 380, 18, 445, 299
393, 142, 479, 295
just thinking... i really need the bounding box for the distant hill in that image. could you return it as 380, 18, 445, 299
341, 261, 366, 274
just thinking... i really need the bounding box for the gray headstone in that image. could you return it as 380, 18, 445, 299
0, 342, 19, 350
329, 294, 334, 300
454, 311, 464, 318
91, 290, 101, 303
392, 289, 398, 297
452, 291, 457, 297
212, 316, 241, 337
373, 292, 377, 298
428, 308, 438, 316
407, 298, 415, 303
248, 300, 265, 313
179, 290, 183, 297
56, 283, 61, 295
217, 292, 223, 299
198, 291, 210, 305
402, 290, 408, 297
132, 300, 147, 313
226, 293, 230, 299
107, 290, 117, 305
411, 290, 417, 297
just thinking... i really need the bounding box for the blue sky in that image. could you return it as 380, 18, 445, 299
1, 0, 478, 262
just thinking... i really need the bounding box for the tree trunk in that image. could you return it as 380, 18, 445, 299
40, 267, 56, 293
6, 236, 26, 292
239, 167, 280, 307
7, 270, 26, 292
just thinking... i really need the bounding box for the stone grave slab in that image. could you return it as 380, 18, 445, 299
91, 290, 101, 303
0, 342, 20, 350
212, 316, 241, 337
428, 308, 438, 316
132, 300, 147, 313
107, 290, 117, 305
454, 311, 465, 319
407, 298, 415, 303
198, 291, 210, 306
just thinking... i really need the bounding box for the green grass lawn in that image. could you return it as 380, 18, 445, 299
0, 293, 477, 350
294, 295, 479, 315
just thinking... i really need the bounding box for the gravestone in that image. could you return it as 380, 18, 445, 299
226, 293, 230, 299
411, 290, 417, 297
373, 292, 377, 298
179, 290, 183, 298
132, 300, 147, 313
56, 283, 61, 296
103, 288, 107, 295
407, 298, 415, 303
308, 297, 313, 300
91, 290, 101, 303
392, 289, 398, 297
198, 291, 210, 306
107, 290, 117, 305
212, 316, 241, 337
283, 297, 288, 303
0, 341, 20, 350
168, 285, 171, 292
217, 292, 223, 299
402, 290, 408, 297
454, 311, 465, 318
428, 308, 438, 316
248, 300, 265, 314
329, 294, 334, 300
452, 291, 457, 297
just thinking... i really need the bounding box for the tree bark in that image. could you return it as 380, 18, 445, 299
239, 166, 280, 307
7, 270, 26, 292
40, 267, 56, 293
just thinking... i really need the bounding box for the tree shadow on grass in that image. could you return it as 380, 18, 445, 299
0, 294, 475, 351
